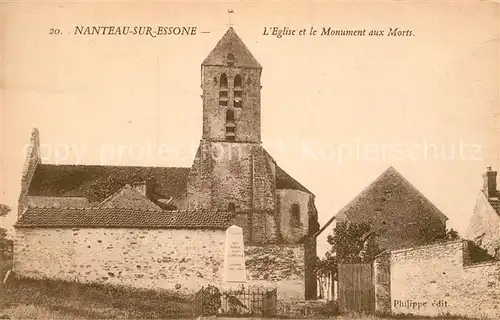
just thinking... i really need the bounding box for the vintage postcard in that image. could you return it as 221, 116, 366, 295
0, 1, 499, 319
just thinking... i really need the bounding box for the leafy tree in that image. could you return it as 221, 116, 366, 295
315, 222, 381, 299
0, 204, 10, 217
202, 285, 222, 316
326, 222, 381, 264
429, 227, 461, 243
0, 204, 13, 261
445, 228, 460, 240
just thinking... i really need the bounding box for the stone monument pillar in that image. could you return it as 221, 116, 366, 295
223, 225, 247, 283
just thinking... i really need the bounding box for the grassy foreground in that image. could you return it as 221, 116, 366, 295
0, 276, 194, 319
0, 275, 487, 320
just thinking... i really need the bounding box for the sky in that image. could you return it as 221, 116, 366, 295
1, 1, 499, 256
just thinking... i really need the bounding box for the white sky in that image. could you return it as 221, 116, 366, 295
1, 2, 499, 256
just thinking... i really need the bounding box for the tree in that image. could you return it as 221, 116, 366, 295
0, 204, 13, 261
0, 204, 10, 217
315, 222, 381, 299
445, 228, 460, 240
326, 222, 381, 264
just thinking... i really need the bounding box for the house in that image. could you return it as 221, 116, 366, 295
466, 166, 500, 259
316, 166, 449, 252
14, 27, 320, 300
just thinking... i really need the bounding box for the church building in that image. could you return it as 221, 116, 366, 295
14, 28, 320, 300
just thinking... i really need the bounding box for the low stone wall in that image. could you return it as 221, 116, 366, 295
278, 299, 328, 318
245, 244, 305, 300
389, 240, 500, 319
14, 228, 307, 299
14, 228, 226, 295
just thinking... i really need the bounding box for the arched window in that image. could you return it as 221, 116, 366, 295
219, 74, 228, 106
290, 203, 301, 228
233, 75, 243, 108
226, 109, 235, 141
227, 203, 235, 212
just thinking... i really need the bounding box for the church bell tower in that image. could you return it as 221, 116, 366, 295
201, 28, 262, 143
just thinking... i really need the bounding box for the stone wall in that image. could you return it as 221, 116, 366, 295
466, 191, 500, 259
245, 244, 305, 300
14, 228, 307, 299
373, 251, 391, 315
278, 300, 328, 317
390, 240, 500, 319
14, 228, 226, 295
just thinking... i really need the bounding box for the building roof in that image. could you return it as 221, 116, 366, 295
202, 27, 261, 69
98, 184, 163, 211
315, 166, 448, 237
486, 194, 500, 216
15, 207, 235, 230
27, 164, 189, 202
275, 165, 312, 194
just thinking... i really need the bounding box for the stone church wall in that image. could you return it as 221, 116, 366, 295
187, 141, 276, 213
277, 189, 311, 243
201, 66, 262, 143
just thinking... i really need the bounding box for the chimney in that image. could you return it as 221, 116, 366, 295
483, 166, 497, 198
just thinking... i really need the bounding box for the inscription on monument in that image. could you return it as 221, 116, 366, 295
224, 225, 246, 283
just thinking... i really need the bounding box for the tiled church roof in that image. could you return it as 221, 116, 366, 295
28, 164, 190, 200
15, 207, 234, 229
27, 159, 314, 203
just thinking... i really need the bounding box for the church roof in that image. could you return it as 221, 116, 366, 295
275, 165, 312, 194
15, 207, 234, 230
202, 27, 261, 69
27, 164, 189, 202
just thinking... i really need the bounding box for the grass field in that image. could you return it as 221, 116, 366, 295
0, 276, 194, 319
0, 274, 487, 320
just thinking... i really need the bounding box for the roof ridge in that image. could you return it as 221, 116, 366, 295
36, 163, 191, 169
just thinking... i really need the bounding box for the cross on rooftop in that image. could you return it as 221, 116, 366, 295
228, 9, 234, 28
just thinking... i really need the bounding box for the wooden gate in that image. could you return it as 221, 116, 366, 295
338, 263, 375, 314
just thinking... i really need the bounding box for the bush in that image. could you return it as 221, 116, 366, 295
202, 285, 222, 316
320, 300, 339, 316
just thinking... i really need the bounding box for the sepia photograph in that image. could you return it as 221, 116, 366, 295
0, 1, 499, 319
